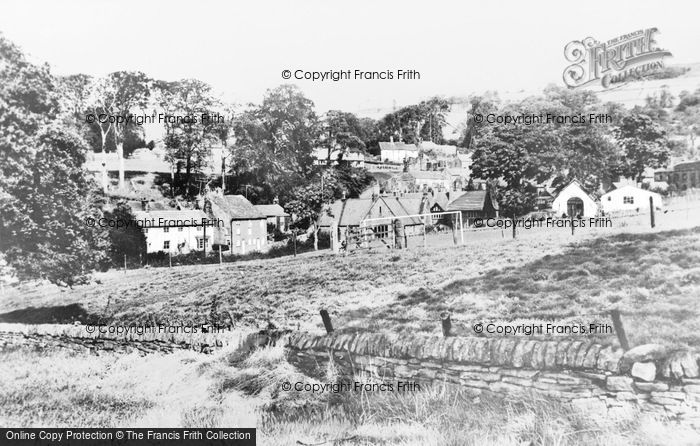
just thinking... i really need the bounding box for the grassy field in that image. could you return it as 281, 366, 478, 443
2, 220, 699, 348
2, 342, 699, 445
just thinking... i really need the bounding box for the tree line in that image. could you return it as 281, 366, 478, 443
1, 32, 695, 284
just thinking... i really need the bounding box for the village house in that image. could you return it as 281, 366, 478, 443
254, 203, 290, 232
446, 190, 499, 226
600, 185, 664, 214
318, 196, 424, 242
313, 147, 367, 168
550, 180, 598, 218
411, 170, 453, 191
205, 192, 268, 255
133, 209, 212, 254
654, 160, 700, 190
379, 139, 419, 164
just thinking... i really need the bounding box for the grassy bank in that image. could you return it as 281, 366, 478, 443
2, 226, 699, 348
3, 343, 698, 445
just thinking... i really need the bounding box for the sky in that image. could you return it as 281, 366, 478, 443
2, 0, 699, 116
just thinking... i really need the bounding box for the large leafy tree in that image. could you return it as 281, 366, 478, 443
156, 79, 219, 196
231, 84, 319, 202
0, 35, 107, 285
613, 112, 669, 183
284, 165, 373, 249
321, 110, 366, 164
379, 97, 450, 144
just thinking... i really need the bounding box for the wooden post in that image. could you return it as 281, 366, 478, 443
459, 212, 464, 245
422, 223, 427, 249
203, 221, 207, 261
320, 309, 334, 334
169, 250, 172, 268
610, 309, 630, 351
124, 254, 127, 273
219, 245, 222, 264
570, 215, 575, 236
452, 215, 458, 245
293, 229, 297, 257
440, 312, 452, 337
649, 196, 655, 228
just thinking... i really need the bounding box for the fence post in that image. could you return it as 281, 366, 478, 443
649, 196, 655, 228
609, 309, 630, 351
440, 312, 452, 337
169, 250, 172, 268
320, 309, 334, 334
124, 254, 127, 273
422, 223, 427, 249
571, 215, 575, 236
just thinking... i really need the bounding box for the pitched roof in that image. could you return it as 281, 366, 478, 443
319, 197, 423, 227
318, 199, 375, 227
379, 141, 419, 152
447, 190, 499, 212
133, 209, 208, 227
254, 204, 289, 217
208, 194, 265, 220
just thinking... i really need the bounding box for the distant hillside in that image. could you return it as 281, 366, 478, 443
357, 63, 700, 143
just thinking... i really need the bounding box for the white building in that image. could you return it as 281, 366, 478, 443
134, 209, 215, 254
379, 140, 419, 163
551, 180, 598, 218
600, 185, 663, 214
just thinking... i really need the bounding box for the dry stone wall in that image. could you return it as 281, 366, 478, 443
0, 323, 252, 355
286, 332, 700, 427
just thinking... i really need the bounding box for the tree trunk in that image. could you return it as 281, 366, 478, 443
185, 156, 192, 196
116, 142, 125, 190
511, 216, 517, 239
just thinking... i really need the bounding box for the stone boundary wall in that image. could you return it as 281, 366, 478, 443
286, 332, 700, 427
0, 323, 253, 355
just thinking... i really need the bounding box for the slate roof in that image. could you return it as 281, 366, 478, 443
447, 190, 499, 212
208, 194, 266, 220
254, 204, 289, 218
133, 210, 208, 227
319, 197, 423, 227
379, 141, 419, 152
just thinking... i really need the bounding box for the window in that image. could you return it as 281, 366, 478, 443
163, 241, 170, 250
235, 239, 240, 247
196, 226, 202, 232
607, 196, 611, 201
142, 228, 148, 234
178, 227, 183, 232
623, 196, 634, 204
198, 238, 208, 249
235, 223, 241, 235
164, 227, 169, 233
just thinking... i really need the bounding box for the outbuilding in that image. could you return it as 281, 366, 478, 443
550, 180, 598, 218
600, 185, 663, 214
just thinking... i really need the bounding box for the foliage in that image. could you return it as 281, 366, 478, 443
103, 204, 146, 266
0, 35, 108, 285
379, 97, 450, 144
612, 113, 669, 182
231, 85, 319, 203
155, 78, 219, 195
